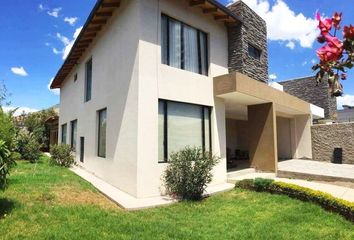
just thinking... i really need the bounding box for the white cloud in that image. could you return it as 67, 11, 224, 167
55, 26, 83, 60
311, 59, 317, 65
11, 67, 28, 77
286, 41, 295, 50
337, 95, 354, 109
302, 61, 308, 66
2, 106, 39, 116
47, 7, 62, 18
229, 0, 319, 48
48, 77, 60, 95
269, 73, 277, 80
45, 42, 50, 46
64, 17, 78, 26
52, 47, 61, 55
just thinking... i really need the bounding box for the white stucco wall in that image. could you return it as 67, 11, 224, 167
59, 0, 229, 198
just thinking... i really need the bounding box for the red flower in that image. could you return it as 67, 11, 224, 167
343, 24, 354, 40
325, 35, 343, 49
332, 12, 342, 29
316, 12, 333, 34
316, 45, 342, 62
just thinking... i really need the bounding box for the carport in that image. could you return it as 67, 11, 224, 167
214, 72, 313, 172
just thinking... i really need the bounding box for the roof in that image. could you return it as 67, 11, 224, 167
50, 0, 242, 89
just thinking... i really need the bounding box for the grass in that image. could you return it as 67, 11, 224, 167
0, 156, 353, 240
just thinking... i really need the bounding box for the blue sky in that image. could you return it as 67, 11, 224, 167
1, 0, 354, 114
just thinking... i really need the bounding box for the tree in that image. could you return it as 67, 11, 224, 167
313, 12, 354, 96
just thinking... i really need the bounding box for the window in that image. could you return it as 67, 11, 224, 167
85, 58, 92, 102
61, 124, 67, 144
74, 73, 78, 82
158, 100, 211, 163
70, 120, 77, 151
248, 44, 261, 59
161, 14, 209, 76
97, 108, 107, 158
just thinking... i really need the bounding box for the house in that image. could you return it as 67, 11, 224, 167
337, 105, 354, 123
50, 0, 321, 199
279, 76, 337, 122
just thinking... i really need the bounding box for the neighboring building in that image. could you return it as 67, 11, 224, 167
279, 76, 337, 121
45, 105, 60, 151
337, 105, 354, 123
50, 0, 318, 199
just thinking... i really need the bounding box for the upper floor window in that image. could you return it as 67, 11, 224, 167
248, 44, 261, 60
85, 58, 92, 102
161, 14, 209, 76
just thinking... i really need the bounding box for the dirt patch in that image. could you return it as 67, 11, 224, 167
52, 186, 120, 210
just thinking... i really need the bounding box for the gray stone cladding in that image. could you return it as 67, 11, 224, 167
279, 76, 337, 120
311, 123, 354, 164
227, 1, 268, 83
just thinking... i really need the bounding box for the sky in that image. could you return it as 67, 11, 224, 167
1, 0, 354, 115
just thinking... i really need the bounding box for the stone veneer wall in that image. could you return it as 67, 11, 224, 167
311, 123, 354, 164
280, 76, 337, 120
227, 1, 268, 83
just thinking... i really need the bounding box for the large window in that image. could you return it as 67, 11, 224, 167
158, 100, 211, 163
85, 58, 92, 102
97, 108, 107, 158
61, 124, 67, 144
161, 14, 209, 76
70, 120, 77, 151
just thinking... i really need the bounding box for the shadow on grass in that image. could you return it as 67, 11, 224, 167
0, 198, 16, 219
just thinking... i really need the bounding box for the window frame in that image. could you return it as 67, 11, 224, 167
161, 14, 209, 76
158, 99, 212, 163
248, 44, 261, 60
97, 108, 107, 158
70, 119, 78, 151
61, 123, 67, 144
85, 58, 92, 102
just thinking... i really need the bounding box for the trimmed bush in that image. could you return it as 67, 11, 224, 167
15, 130, 42, 163
50, 144, 75, 167
235, 179, 354, 222
163, 146, 220, 201
0, 140, 15, 190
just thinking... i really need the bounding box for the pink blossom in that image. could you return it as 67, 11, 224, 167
316, 12, 333, 34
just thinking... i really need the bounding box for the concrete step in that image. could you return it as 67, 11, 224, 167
227, 168, 256, 179
277, 170, 354, 184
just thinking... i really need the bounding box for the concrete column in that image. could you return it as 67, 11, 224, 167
248, 103, 277, 172
293, 114, 312, 159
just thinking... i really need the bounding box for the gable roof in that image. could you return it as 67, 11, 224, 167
50, 0, 242, 89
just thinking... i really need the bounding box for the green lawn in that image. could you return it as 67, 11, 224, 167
0, 156, 353, 240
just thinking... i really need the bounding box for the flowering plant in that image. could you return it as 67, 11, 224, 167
313, 12, 354, 96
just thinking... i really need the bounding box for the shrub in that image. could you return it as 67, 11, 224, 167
0, 140, 15, 190
50, 144, 75, 167
235, 179, 354, 222
163, 146, 220, 201
15, 130, 42, 163
0, 108, 16, 150
254, 178, 274, 192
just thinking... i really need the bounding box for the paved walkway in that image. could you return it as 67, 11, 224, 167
278, 159, 354, 182
227, 170, 354, 202
71, 166, 234, 210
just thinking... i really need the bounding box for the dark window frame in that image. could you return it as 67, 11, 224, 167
248, 44, 261, 60
70, 119, 78, 151
61, 123, 67, 144
85, 58, 92, 102
158, 99, 212, 163
97, 108, 107, 158
161, 14, 209, 76
74, 73, 78, 82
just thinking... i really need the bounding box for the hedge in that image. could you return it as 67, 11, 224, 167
235, 178, 354, 223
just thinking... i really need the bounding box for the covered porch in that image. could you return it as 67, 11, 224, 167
214, 72, 313, 172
